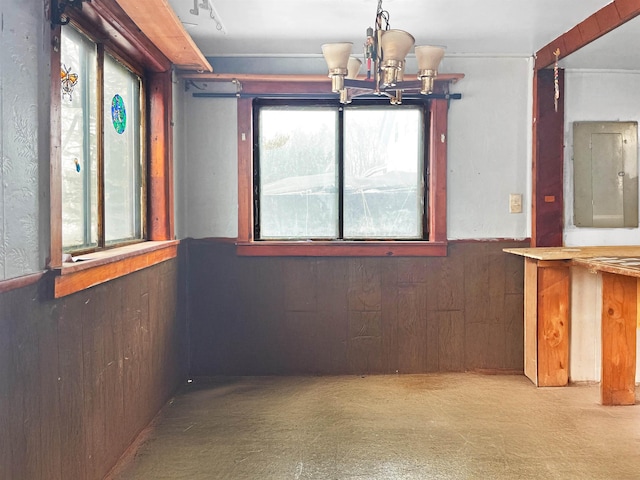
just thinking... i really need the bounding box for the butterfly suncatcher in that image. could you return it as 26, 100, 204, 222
61, 64, 79, 101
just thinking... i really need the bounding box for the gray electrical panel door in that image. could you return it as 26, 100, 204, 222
573, 121, 638, 228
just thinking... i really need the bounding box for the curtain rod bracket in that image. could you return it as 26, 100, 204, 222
232, 78, 243, 97
51, 0, 90, 26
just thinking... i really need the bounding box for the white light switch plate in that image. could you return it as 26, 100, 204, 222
509, 194, 522, 213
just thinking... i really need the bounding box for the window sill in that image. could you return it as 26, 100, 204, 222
53, 240, 179, 298
236, 240, 448, 257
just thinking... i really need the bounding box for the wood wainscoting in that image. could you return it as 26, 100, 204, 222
0, 257, 187, 480
1, 239, 526, 478
187, 239, 528, 376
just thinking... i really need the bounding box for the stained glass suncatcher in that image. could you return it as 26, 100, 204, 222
61, 64, 79, 101
111, 94, 127, 134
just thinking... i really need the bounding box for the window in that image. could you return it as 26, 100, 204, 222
179, 69, 458, 257
51, 1, 180, 297
60, 25, 144, 253
254, 100, 431, 242
245, 94, 448, 256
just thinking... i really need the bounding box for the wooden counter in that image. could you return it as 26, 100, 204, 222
572, 255, 640, 278
504, 246, 640, 406
504, 246, 640, 260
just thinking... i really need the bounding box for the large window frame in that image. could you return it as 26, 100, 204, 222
50, 0, 177, 297
234, 78, 455, 257
253, 99, 430, 242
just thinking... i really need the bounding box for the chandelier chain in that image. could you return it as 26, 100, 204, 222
376, 0, 391, 30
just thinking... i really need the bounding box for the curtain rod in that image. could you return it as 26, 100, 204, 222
192, 92, 462, 100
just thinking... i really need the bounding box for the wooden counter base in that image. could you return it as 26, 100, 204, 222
506, 247, 640, 406
524, 258, 569, 387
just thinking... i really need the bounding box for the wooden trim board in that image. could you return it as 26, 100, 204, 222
114, 0, 212, 71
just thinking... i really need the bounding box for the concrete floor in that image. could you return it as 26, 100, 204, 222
109, 374, 640, 480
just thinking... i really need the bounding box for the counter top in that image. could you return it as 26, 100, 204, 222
572, 256, 640, 278
503, 246, 640, 260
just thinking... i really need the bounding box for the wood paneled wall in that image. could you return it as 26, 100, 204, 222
188, 239, 527, 376
0, 239, 527, 478
0, 258, 186, 480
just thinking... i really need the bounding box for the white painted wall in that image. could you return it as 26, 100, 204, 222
564, 70, 640, 247
445, 56, 532, 240
176, 92, 238, 239
569, 267, 602, 382
175, 55, 533, 240
0, 0, 50, 280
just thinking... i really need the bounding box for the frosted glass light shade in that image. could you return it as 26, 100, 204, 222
415, 45, 445, 71
321, 42, 353, 71
380, 30, 415, 62
346, 57, 362, 79
416, 46, 445, 94
322, 42, 353, 92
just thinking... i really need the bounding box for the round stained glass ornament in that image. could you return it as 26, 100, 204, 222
111, 94, 127, 134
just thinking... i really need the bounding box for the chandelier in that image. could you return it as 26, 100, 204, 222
321, 0, 445, 104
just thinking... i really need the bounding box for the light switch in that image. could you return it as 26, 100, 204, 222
509, 193, 522, 213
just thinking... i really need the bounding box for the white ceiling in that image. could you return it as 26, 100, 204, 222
168, 0, 615, 59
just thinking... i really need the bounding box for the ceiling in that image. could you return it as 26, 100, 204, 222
167, 0, 615, 60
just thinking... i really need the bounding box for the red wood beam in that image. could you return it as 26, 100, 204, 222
535, 0, 640, 70
531, 69, 564, 247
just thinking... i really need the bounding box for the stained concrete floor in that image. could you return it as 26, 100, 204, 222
109, 374, 640, 480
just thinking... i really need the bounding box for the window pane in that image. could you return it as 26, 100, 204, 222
343, 107, 424, 239
258, 107, 338, 239
103, 54, 142, 244
60, 26, 98, 250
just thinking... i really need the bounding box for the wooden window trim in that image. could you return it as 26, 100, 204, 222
235, 241, 448, 257
54, 240, 178, 298
49, 0, 177, 297
233, 77, 457, 257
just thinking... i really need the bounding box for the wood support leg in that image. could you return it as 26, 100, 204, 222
523, 258, 570, 386
601, 272, 637, 406
536, 263, 570, 386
